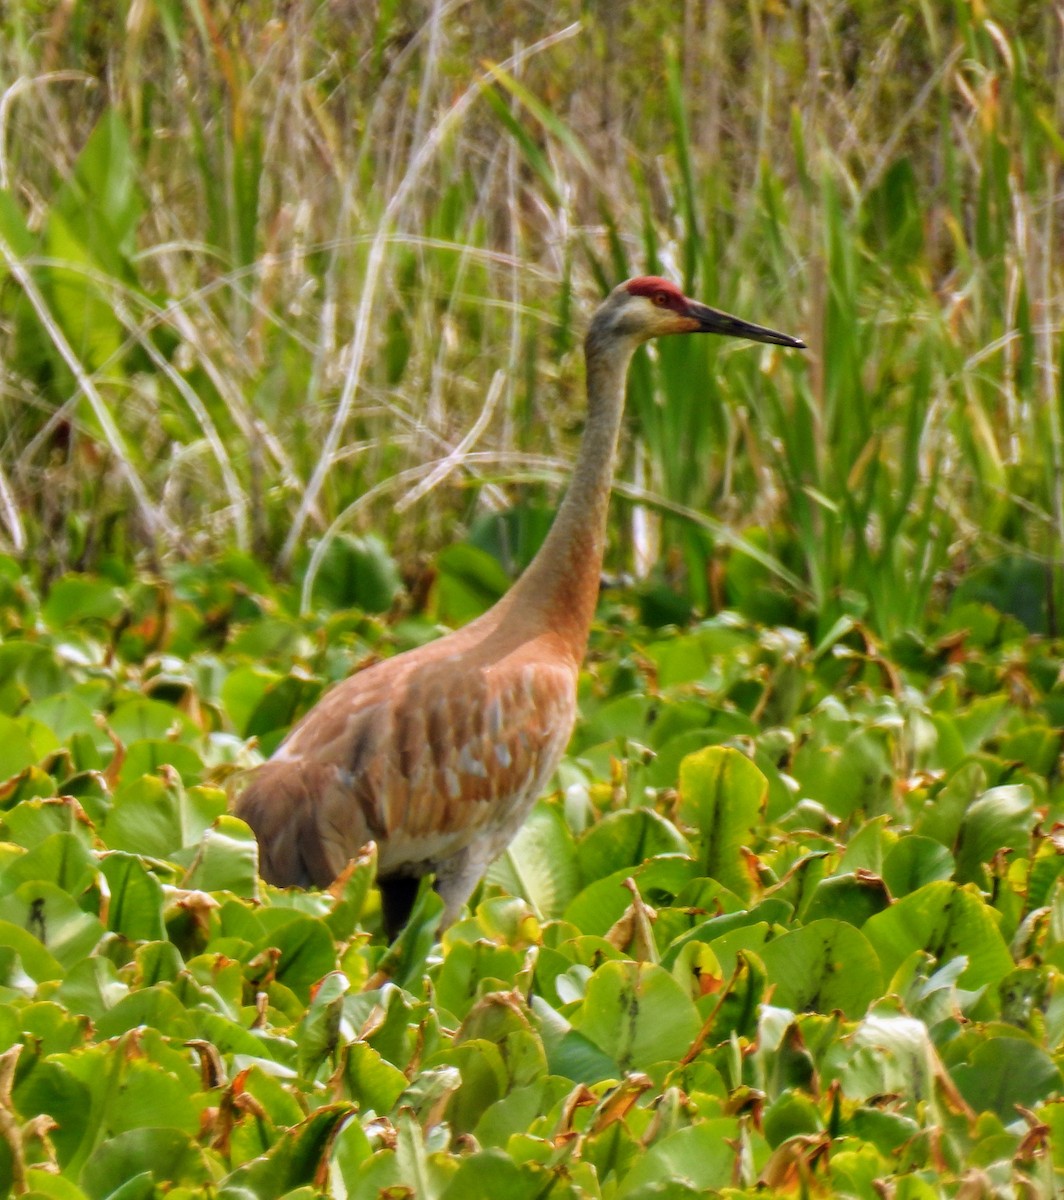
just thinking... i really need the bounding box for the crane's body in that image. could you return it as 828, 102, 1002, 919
235, 277, 804, 935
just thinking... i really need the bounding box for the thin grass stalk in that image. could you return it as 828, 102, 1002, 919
280, 22, 582, 568
109, 290, 251, 550
0, 230, 167, 543
0, 460, 25, 553
299, 447, 809, 616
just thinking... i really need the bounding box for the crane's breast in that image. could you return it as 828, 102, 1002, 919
256, 646, 579, 880
394, 655, 577, 834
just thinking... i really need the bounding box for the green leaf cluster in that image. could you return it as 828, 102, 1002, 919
1, 559, 1064, 1196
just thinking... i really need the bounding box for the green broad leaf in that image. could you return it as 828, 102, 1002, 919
881, 836, 955, 897
98, 1057, 205, 1137
222, 1104, 354, 1200
324, 846, 377, 940
92, 984, 194, 1040
433, 543, 511, 624
563, 857, 699, 937
763, 1089, 823, 1147
231, 1065, 306, 1143
58, 768, 110, 824
0, 714, 37, 780
433, 939, 525, 1021
0, 882, 103, 969
343, 1041, 408, 1113
473, 1078, 571, 1149
24, 1167, 91, 1199
311, 533, 402, 614
485, 802, 579, 919
998, 723, 1062, 775
844, 1107, 920, 1156
534, 1018, 620, 1085
296, 970, 348, 1080
0, 831, 97, 895
437, 1148, 554, 1200
252, 916, 337, 1001
952, 693, 1011, 753
221, 664, 283, 736
18, 1000, 89, 1055
863, 881, 1014, 990
790, 725, 892, 819
645, 633, 715, 688
801, 872, 891, 927
999, 965, 1053, 1032
825, 1009, 937, 1109
13, 1059, 93, 1172
678, 746, 766, 899
43, 211, 127, 373
220, 665, 321, 740
577, 808, 691, 884
54, 109, 142, 264
103, 773, 225, 858
328, 1116, 373, 1195
87, 1175, 155, 1200
0, 641, 70, 703
107, 697, 198, 744
456, 994, 546, 1090
954, 783, 1035, 885
135, 941, 184, 986
951, 1036, 1062, 1120
0, 765, 61, 809
571, 960, 701, 1075
57, 957, 128, 1023
577, 691, 655, 747
22, 693, 102, 744
117, 739, 205, 787
645, 730, 720, 790
836, 815, 895, 875
614, 1120, 739, 1196
182, 815, 260, 897
703, 949, 769, 1042
2, 797, 95, 850
428, 1040, 508, 1134
99, 853, 167, 941
17, 715, 60, 763
913, 760, 986, 847
758, 920, 883, 1019
80, 1128, 212, 1198
42, 575, 126, 628
227, 615, 308, 660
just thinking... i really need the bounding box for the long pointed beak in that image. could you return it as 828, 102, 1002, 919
688, 300, 805, 349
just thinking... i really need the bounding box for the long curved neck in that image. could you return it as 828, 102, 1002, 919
503, 325, 638, 658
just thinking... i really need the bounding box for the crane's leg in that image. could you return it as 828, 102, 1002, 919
434, 846, 495, 929
378, 875, 421, 941
379, 843, 501, 939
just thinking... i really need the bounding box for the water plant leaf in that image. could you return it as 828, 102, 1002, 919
571, 959, 701, 1075
864, 882, 1013, 990
485, 801, 579, 919
758, 920, 883, 1019
678, 746, 766, 899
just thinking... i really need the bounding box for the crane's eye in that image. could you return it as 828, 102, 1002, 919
653, 292, 669, 307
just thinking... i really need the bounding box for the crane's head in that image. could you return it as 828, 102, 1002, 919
589, 276, 805, 350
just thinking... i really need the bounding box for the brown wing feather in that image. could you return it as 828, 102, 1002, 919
233, 624, 578, 893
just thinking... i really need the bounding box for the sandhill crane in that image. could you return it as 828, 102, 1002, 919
235, 277, 804, 936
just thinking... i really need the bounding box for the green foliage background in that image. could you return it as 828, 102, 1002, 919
1, 560, 1064, 1197
1, 2, 1064, 1197
1, 0, 1062, 635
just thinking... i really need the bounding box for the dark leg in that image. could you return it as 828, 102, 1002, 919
378, 875, 421, 940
